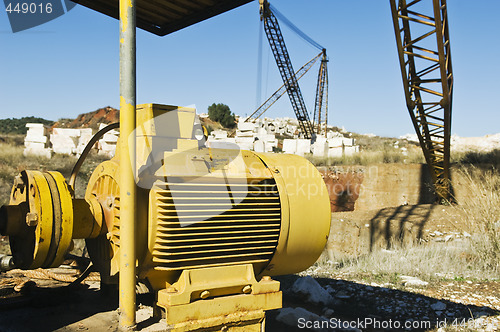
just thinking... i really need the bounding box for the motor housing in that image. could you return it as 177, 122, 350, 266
0, 103, 331, 330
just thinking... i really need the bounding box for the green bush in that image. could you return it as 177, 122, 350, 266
207, 103, 235, 128
0, 117, 54, 135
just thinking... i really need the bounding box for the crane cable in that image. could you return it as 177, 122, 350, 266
268, 3, 324, 51
256, 22, 263, 109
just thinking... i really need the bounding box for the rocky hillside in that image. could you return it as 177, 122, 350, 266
52, 106, 119, 130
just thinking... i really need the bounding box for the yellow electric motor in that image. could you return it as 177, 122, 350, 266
0, 104, 331, 330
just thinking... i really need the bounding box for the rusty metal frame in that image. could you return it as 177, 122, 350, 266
390, 0, 453, 201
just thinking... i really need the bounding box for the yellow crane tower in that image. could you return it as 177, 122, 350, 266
390, 0, 453, 201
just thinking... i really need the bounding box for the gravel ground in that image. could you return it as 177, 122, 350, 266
1, 220, 499, 331
0, 265, 499, 332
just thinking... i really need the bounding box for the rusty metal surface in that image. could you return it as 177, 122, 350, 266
390, 0, 453, 201
71, 0, 253, 36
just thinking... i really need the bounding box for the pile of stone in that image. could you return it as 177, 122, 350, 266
322, 131, 359, 158
206, 130, 236, 150
283, 132, 360, 158
24, 123, 51, 158
235, 122, 255, 151
283, 139, 312, 156
206, 121, 278, 152
23, 123, 113, 158
76, 128, 94, 155
98, 123, 119, 158
261, 117, 299, 137
206, 116, 360, 157
240, 116, 299, 137
49, 128, 95, 156
50, 128, 81, 155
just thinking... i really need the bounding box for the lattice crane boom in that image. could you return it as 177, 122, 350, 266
259, 0, 315, 139
246, 51, 323, 122
390, 0, 453, 201
313, 49, 329, 135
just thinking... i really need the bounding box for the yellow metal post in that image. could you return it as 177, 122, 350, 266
119, 0, 137, 328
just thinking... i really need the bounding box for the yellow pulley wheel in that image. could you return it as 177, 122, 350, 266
28, 171, 54, 269
42, 171, 74, 268
6, 170, 74, 269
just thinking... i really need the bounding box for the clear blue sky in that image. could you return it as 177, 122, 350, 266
1, 0, 498, 137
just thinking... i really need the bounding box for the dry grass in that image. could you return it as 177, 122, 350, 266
307, 145, 425, 166
451, 149, 500, 166
452, 167, 500, 275
308, 142, 500, 167
0, 141, 109, 205
306, 239, 497, 284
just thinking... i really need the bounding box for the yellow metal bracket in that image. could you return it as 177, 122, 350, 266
158, 264, 279, 306
157, 264, 281, 330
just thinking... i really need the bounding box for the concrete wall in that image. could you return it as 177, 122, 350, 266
320, 164, 475, 212
320, 163, 481, 259
354, 164, 435, 210
319, 164, 435, 212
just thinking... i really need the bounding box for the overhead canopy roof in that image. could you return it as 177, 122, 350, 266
71, 0, 253, 36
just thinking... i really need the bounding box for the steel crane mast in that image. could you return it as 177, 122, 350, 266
246, 51, 323, 122
259, 0, 315, 140
390, 0, 453, 201
313, 49, 329, 135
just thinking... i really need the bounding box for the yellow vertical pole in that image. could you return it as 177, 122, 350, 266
119, 0, 136, 328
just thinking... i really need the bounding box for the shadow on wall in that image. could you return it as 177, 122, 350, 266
324, 164, 447, 258
368, 165, 436, 251
327, 203, 440, 259
368, 204, 435, 252
353, 164, 436, 211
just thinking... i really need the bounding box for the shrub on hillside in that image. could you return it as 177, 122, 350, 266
207, 103, 236, 128
0, 117, 54, 135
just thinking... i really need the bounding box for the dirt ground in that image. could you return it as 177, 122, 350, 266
0, 265, 499, 332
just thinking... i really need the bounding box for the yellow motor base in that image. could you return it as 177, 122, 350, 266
156, 265, 281, 331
